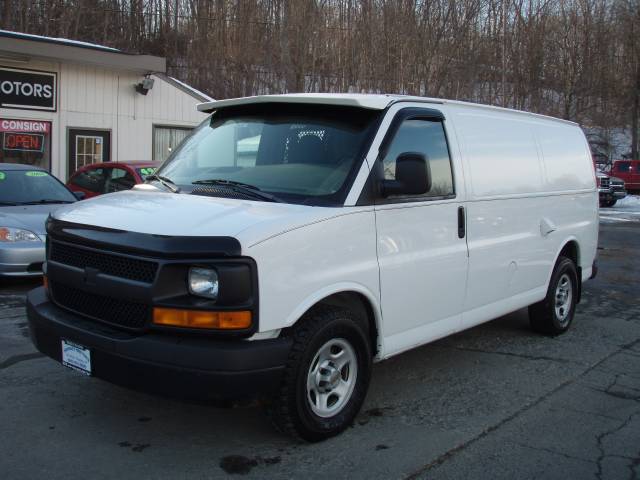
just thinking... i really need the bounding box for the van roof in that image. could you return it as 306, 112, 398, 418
197, 93, 577, 126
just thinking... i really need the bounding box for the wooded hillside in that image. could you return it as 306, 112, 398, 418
2, 0, 638, 157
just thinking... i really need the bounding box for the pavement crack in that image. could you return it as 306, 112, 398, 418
516, 442, 595, 464
0, 352, 44, 370
441, 345, 577, 364
595, 411, 639, 480
562, 407, 622, 422
592, 374, 640, 402
404, 337, 640, 480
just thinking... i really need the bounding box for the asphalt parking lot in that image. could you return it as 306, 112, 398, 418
1, 220, 639, 479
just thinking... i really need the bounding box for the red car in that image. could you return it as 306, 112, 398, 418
610, 160, 640, 192
67, 161, 159, 198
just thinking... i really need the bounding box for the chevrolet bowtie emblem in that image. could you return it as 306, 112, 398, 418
83, 267, 99, 286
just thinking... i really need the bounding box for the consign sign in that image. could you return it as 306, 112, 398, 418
0, 67, 57, 111
0, 119, 50, 133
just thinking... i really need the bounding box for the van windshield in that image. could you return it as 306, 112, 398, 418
156, 104, 380, 205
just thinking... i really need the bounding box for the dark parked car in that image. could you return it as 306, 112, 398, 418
0, 163, 80, 276
596, 170, 627, 207
66, 161, 159, 198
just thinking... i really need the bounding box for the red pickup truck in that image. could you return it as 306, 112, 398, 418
611, 160, 640, 192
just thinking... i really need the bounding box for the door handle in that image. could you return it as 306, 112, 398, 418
458, 206, 466, 239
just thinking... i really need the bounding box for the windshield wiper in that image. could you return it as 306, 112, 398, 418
21, 199, 74, 205
146, 174, 180, 193
191, 179, 283, 203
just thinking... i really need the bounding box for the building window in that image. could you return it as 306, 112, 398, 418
75, 135, 104, 170
154, 126, 192, 162
0, 118, 51, 170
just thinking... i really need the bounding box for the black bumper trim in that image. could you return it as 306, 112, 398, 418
27, 287, 291, 401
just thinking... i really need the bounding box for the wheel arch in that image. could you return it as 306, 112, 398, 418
548, 237, 582, 302
283, 284, 383, 358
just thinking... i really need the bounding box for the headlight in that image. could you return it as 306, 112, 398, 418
188, 267, 219, 300
0, 227, 41, 242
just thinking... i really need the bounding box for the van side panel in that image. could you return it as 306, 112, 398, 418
454, 110, 545, 197
535, 122, 595, 191
445, 104, 598, 329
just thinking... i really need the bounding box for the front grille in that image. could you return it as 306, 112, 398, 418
50, 281, 149, 330
50, 241, 158, 284
600, 177, 610, 188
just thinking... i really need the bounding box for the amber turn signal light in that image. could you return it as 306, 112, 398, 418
152, 308, 252, 330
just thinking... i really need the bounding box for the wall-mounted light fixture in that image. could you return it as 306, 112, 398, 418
135, 74, 154, 95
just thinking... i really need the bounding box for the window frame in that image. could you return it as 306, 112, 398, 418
372, 107, 456, 205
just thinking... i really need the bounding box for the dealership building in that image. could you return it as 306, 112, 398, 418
0, 30, 210, 181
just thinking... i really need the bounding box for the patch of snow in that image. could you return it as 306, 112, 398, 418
0, 29, 120, 52
169, 76, 214, 102
615, 195, 640, 209
599, 215, 634, 223
599, 195, 640, 223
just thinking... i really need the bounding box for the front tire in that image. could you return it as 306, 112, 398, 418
266, 306, 372, 442
529, 256, 578, 335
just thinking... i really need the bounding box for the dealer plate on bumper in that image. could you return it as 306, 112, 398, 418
61, 339, 91, 375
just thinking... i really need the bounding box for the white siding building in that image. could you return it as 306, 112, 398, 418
0, 30, 210, 181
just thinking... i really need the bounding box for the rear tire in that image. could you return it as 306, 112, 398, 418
529, 256, 578, 336
266, 306, 372, 442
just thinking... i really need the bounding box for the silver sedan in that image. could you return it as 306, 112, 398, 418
0, 163, 81, 277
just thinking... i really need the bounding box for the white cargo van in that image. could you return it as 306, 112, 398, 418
27, 94, 598, 441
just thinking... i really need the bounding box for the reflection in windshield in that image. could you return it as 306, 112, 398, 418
158, 105, 379, 205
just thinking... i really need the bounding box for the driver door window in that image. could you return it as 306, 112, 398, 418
382, 119, 454, 198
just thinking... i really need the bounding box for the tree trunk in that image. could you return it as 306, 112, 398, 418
632, 67, 640, 159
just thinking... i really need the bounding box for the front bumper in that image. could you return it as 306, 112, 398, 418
0, 242, 45, 276
612, 189, 627, 200
27, 287, 291, 401
598, 187, 627, 200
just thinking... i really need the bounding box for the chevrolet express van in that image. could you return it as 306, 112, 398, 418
27, 94, 598, 441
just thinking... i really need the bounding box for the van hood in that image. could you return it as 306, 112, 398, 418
52, 190, 342, 250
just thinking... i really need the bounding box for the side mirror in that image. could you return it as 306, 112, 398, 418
73, 191, 86, 200
381, 152, 431, 197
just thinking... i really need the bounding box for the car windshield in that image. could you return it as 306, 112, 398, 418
156, 104, 380, 205
0, 169, 76, 204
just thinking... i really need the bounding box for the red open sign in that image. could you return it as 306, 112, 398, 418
3, 132, 44, 152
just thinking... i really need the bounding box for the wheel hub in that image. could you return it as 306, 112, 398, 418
306, 338, 358, 418
554, 273, 573, 324
316, 362, 341, 393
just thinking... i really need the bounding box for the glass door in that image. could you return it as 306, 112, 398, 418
68, 129, 110, 178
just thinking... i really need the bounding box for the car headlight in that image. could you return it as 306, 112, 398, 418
188, 267, 219, 300
0, 227, 41, 242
